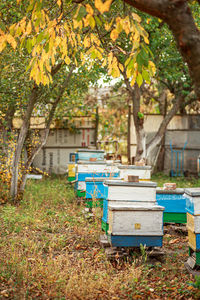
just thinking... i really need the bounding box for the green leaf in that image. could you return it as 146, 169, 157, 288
77, 6, 87, 22
136, 73, 143, 87
26, 39, 33, 54
142, 70, 150, 83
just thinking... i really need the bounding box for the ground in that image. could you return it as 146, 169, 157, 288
0, 175, 200, 299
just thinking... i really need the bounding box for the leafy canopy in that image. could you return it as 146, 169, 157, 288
0, 0, 155, 86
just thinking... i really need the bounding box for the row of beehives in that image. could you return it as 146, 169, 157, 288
68, 149, 187, 224
68, 149, 200, 267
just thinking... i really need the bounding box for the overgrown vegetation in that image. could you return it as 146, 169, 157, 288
0, 176, 200, 299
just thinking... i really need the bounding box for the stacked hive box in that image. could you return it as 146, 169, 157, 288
102, 180, 164, 247
156, 188, 186, 223
85, 178, 105, 208
118, 165, 151, 181
185, 188, 200, 268
76, 161, 119, 197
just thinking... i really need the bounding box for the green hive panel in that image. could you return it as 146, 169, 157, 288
101, 220, 109, 234
163, 212, 186, 224
76, 190, 86, 198
68, 177, 76, 182
85, 199, 103, 208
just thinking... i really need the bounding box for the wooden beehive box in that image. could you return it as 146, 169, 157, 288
187, 213, 200, 233
85, 177, 106, 200
156, 188, 186, 223
104, 180, 157, 202
118, 165, 151, 180
107, 204, 164, 236
107, 204, 164, 247
185, 188, 200, 215
77, 149, 105, 161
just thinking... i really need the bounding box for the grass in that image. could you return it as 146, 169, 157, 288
0, 174, 200, 299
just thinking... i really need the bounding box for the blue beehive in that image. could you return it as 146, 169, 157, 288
156, 188, 186, 223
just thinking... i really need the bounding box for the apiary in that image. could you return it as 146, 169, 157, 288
107, 204, 164, 247
185, 188, 200, 268
156, 188, 186, 223
118, 165, 151, 181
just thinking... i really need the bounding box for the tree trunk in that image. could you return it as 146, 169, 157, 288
146, 95, 182, 164
124, 0, 200, 99
19, 67, 74, 194
10, 85, 38, 202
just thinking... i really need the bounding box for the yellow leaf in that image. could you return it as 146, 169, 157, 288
6, 34, 17, 49
95, 0, 112, 14
102, 58, 107, 67
83, 36, 90, 48
144, 35, 149, 44
86, 4, 94, 15
57, 0, 61, 7
64, 56, 71, 65
119, 63, 124, 72
26, 20, 32, 35
132, 12, 141, 23
89, 15, 95, 29
110, 29, 118, 41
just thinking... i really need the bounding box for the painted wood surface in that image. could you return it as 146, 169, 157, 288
104, 181, 157, 201
86, 180, 105, 200
156, 192, 186, 213
119, 165, 151, 180
102, 199, 155, 224
108, 234, 163, 247
77, 163, 119, 174
77, 149, 105, 161
107, 205, 164, 236
163, 212, 186, 224
78, 172, 119, 181
187, 213, 200, 233
185, 194, 200, 215
188, 229, 200, 251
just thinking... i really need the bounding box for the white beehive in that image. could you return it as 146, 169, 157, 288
107, 204, 164, 236
104, 180, 157, 202
118, 165, 151, 180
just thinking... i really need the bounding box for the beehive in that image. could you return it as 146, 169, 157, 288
76, 162, 119, 197
185, 188, 200, 267
102, 180, 157, 233
118, 165, 151, 181
185, 188, 200, 215
156, 188, 186, 223
107, 204, 164, 247
77, 149, 105, 161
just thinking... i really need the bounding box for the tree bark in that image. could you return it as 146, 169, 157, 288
146, 95, 182, 164
10, 85, 39, 202
19, 67, 74, 193
124, 0, 200, 99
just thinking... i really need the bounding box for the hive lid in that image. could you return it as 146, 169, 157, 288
184, 188, 200, 197
85, 177, 106, 182
85, 177, 121, 182
77, 149, 105, 153
118, 165, 151, 170
108, 204, 164, 211
156, 188, 185, 194
104, 180, 157, 188
77, 160, 107, 165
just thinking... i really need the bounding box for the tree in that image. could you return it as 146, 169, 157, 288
124, 0, 200, 99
